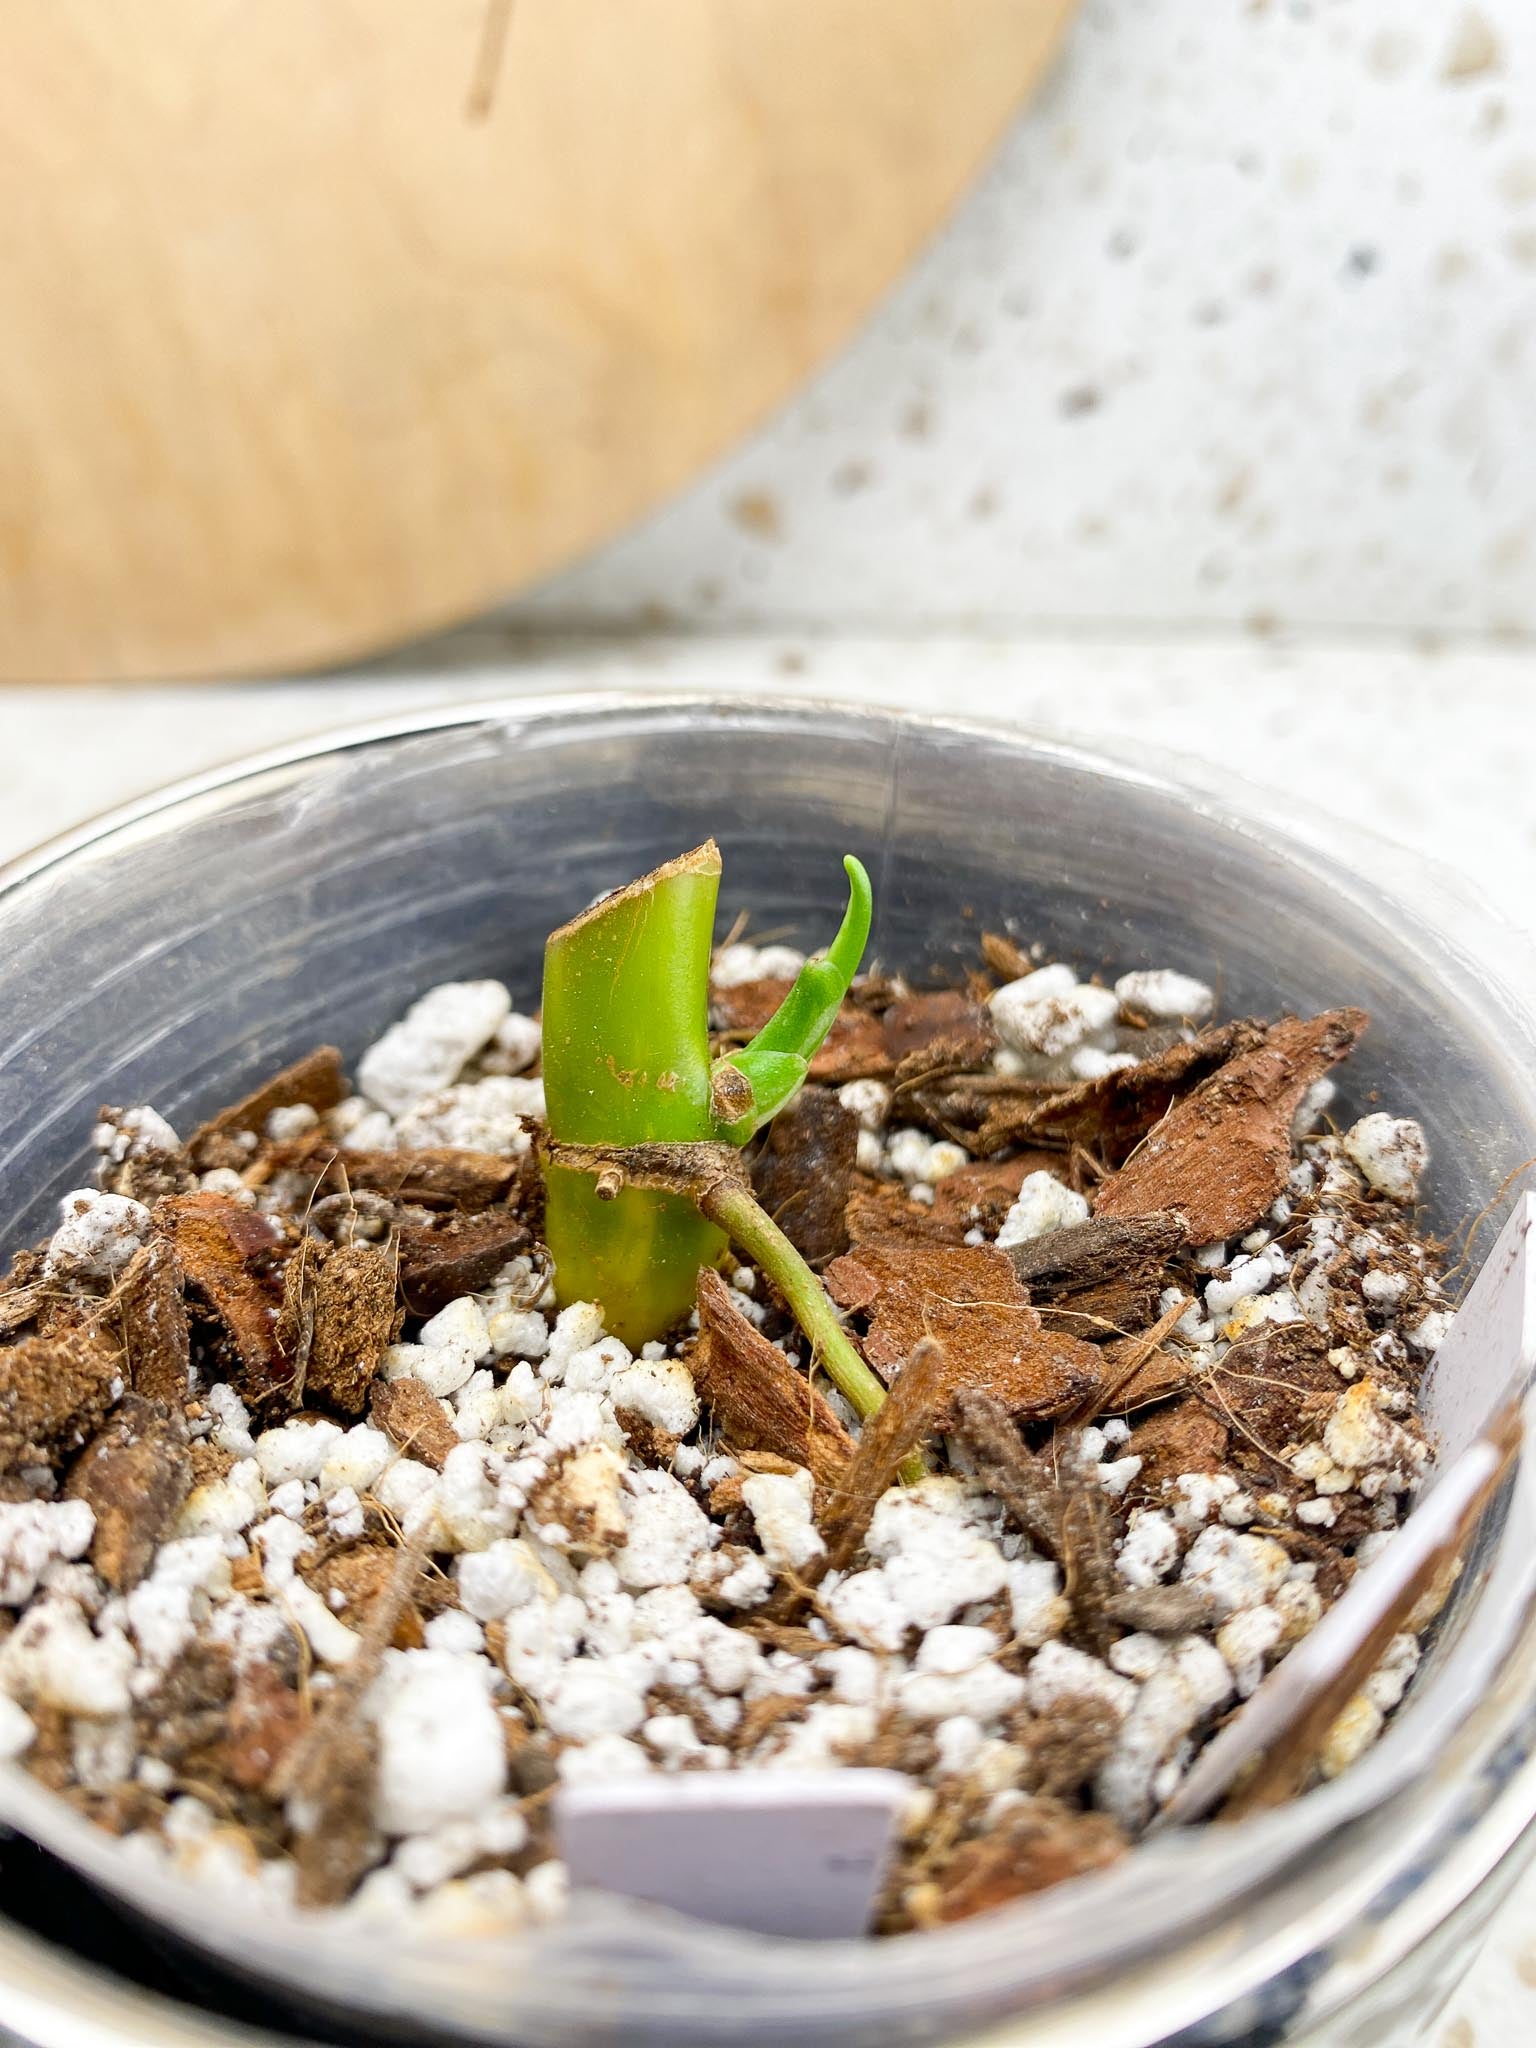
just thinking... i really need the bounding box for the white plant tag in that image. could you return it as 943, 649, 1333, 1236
555, 1768, 909, 1939
1419, 1190, 1536, 1476
1154, 1194, 1536, 1830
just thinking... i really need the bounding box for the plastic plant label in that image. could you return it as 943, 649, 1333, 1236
1154, 1195, 1536, 1830
555, 1768, 909, 1939
1419, 1190, 1536, 1479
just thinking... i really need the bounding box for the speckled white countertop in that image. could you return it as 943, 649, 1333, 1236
514, 1, 1536, 646
2, 629, 1536, 2045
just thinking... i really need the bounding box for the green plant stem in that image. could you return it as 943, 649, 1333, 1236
701, 1177, 926, 1485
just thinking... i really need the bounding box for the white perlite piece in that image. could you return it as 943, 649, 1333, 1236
837, 1079, 890, 1131
1096, 1637, 1234, 1829
357, 981, 512, 1118
0, 1501, 96, 1607
990, 966, 1119, 1062
370, 1652, 507, 1836
741, 1470, 824, 1574
0, 1599, 136, 1717
711, 943, 806, 990
1342, 1115, 1429, 1203
491, 1012, 542, 1074
1113, 969, 1215, 1022
43, 1191, 151, 1281
996, 1170, 1090, 1249
613, 1471, 714, 1590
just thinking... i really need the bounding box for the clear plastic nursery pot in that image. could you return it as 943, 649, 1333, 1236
2, 694, 1536, 2048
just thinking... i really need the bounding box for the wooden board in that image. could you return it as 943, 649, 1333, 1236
0, 0, 1076, 682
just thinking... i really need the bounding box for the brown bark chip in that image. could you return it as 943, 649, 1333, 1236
713, 979, 888, 1083
154, 1194, 289, 1402
223, 1664, 306, 1794
1015, 1695, 1121, 1799
0, 1328, 121, 1476
929, 1155, 1063, 1237
1127, 1398, 1230, 1494
1209, 1321, 1339, 1455
926, 1799, 1125, 1921
952, 1394, 1119, 1653
277, 1145, 522, 1211
64, 1395, 190, 1590
301, 1241, 400, 1416
396, 1206, 530, 1316
115, 1239, 190, 1403
880, 990, 994, 1068
94, 1107, 197, 1205
817, 1339, 950, 1580
750, 1086, 859, 1265
1007, 1211, 1190, 1344
844, 1184, 963, 1252
1006, 1212, 1188, 1304
1094, 1009, 1368, 1243
290, 1719, 380, 1910
690, 1268, 855, 1489
188, 1045, 347, 1166
1104, 1584, 1226, 1635
825, 1243, 1102, 1426
715, 982, 990, 1088
913, 1015, 1277, 1163
371, 1376, 458, 1470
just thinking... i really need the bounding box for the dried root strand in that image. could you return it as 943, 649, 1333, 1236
818, 1338, 949, 1579
953, 1391, 1120, 1655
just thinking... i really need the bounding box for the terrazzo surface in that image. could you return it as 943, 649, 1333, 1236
510, 1, 1536, 643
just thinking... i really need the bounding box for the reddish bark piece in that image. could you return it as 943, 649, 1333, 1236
1127, 1398, 1230, 1494
224, 1663, 306, 1793
188, 1045, 347, 1165
880, 989, 994, 1067
713, 977, 889, 1082
1208, 1321, 1343, 1461
690, 1267, 855, 1489
929, 1154, 1062, 1236
64, 1394, 191, 1589
297, 1240, 400, 1416
824, 1242, 1102, 1424
614, 1408, 682, 1471
1094, 1009, 1369, 1243
275, 1144, 522, 1211
965, 1017, 1270, 1159
0, 1327, 121, 1475
715, 980, 989, 1087
751, 1085, 859, 1265
371, 1376, 458, 1471
815, 1339, 949, 1578
952, 1392, 1119, 1652
927, 1799, 1125, 1921
155, 1193, 289, 1402
290, 1719, 379, 1910
1015, 1697, 1120, 1799
979, 931, 1034, 981
1096, 1340, 1196, 1412
845, 1182, 965, 1251
116, 1238, 191, 1402
396, 1205, 530, 1315
0, 1265, 46, 1341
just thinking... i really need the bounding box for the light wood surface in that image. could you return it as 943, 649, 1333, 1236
0, 0, 1075, 682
